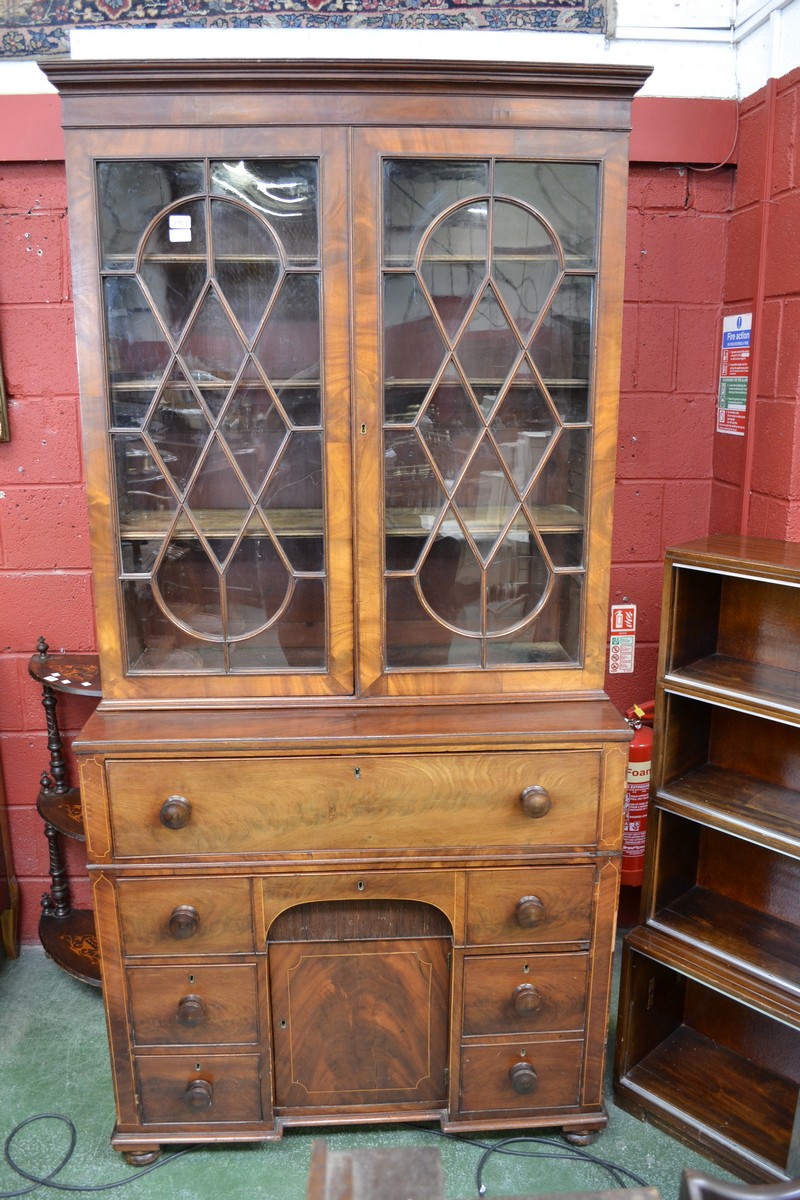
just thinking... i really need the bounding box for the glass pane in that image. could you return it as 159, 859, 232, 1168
384, 429, 445, 527
542, 531, 585, 569
260, 430, 323, 519
455, 286, 522, 413
155, 537, 224, 638
221, 367, 288, 494
384, 274, 448, 387
229, 578, 326, 672
419, 373, 482, 489
385, 576, 481, 669
185, 437, 253, 533
211, 160, 319, 265
179, 290, 246, 412
492, 199, 561, 340
527, 427, 590, 522
453, 436, 518, 555
383, 159, 489, 265
530, 275, 594, 397
494, 161, 599, 266
97, 160, 205, 270
421, 202, 488, 338
146, 370, 212, 494
254, 273, 320, 391
113, 434, 178, 539
485, 517, 547, 634
212, 199, 282, 342
486, 572, 583, 666
226, 524, 292, 634
419, 527, 483, 635
122, 579, 226, 673
140, 199, 208, 343
491, 380, 558, 493
104, 276, 170, 427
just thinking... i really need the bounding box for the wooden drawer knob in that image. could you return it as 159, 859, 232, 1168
512, 983, 542, 1015
515, 895, 545, 928
168, 904, 200, 939
176, 994, 207, 1028
183, 1078, 213, 1112
160, 795, 192, 829
509, 1061, 538, 1095
519, 786, 552, 818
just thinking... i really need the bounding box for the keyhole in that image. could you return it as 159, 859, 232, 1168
354, 767, 361, 779
357, 880, 365, 891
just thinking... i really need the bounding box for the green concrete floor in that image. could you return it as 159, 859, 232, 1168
0, 941, 738, 1200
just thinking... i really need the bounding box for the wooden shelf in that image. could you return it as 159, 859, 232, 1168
36, 786, 86, 842
665, 655, 800, 720
650, 886, 800, 1012
39, 908, 102, 988
621, 1024, 799, 1178
656, 764, 800, 859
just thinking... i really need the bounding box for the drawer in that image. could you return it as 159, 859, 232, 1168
117, 878, 254, 957
135, 1054, 262, 1124
466, 867, 594, 946
459, 1037, 584, 1114
105, 751, 601, 858
127, 963, 260, 1047
462, 952, 588, 1036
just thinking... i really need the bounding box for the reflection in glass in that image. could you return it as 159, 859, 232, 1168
226, 530, 291, 633
147, 371, 211, 494
211, 160, 319, 264
385, 577, 482, 669
212, 200, 282, 341
122, 579, 226, 673
494, 161, 599, 265
254, 274, 320, 391
383, 160, 489, 266
221, 370, 288, 494
156, 537, 223, 637
98, 161, 205, 270
229, 578, 326, 671
384, 275, 448, 388
530, 275, 593, 393
383, 156, 595, 670
100, 156, 326, 676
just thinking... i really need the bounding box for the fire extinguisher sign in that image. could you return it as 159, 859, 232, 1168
609, 603, 636, 674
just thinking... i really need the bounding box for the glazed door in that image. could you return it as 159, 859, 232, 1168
353, 128, 629, 698
72, 129, 353, 702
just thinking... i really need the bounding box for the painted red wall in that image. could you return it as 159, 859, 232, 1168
0, 89, 777, 943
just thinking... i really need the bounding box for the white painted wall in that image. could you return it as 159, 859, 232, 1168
1, 0, 798, 101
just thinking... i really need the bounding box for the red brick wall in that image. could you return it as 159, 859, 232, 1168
603, 163, 735, 715
713, 66, 800, 538
0, 163, 98, 942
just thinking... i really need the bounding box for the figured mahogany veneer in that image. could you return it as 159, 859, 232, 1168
44, 57, 648, 1163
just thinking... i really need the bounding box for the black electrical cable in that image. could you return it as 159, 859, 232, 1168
404, 1124, 651, 1198
1, 1115, 196, 1198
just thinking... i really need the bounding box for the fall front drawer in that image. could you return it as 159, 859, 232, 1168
117, 878, 255, 956
105, 751, 601, 858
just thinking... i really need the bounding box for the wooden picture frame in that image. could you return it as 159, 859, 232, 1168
0, 353, 8, 442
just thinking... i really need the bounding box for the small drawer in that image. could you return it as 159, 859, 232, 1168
135, 1054, 262, 1124
459, 1038, 584, 1114
105, 750, 601, 858
466, 867, 594, 946
462, 952, 588, 1036
127, 963, 260, 1047
117, 878, 254, 957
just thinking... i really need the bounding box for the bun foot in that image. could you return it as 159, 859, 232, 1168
122, 1147, 161, 1166
563, 1127, 601, 1146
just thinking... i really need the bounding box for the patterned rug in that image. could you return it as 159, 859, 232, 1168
1, 0, 606, 59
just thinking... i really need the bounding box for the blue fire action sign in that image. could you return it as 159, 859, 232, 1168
717, 313, 751, 436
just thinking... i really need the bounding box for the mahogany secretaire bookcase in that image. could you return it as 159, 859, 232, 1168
44, 57, 648, 1162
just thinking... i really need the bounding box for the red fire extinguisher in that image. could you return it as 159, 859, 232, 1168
621, 702, 655, 888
